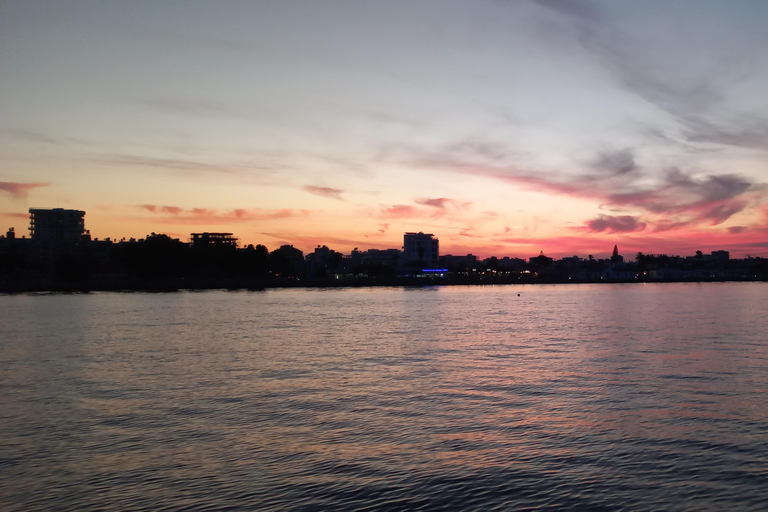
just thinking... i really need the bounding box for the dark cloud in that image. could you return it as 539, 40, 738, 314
606, 169, 757, 225
411, 141, 764, 229
303, 186, 344, 200
0, 181, 50, 198
728, 226, 748, 234
592, 148, 637, 177
585, 215, 646, 233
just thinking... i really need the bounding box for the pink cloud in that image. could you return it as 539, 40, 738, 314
163, 206, 182, 215
141, 204, 183, 215
381, 204, 418, 218
0, 181, 50, 197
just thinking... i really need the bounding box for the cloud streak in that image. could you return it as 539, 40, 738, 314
139, 205, 308, 224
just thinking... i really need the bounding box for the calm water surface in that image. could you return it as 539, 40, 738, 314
1, 283, 768, 511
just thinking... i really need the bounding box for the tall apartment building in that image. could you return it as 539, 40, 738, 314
29, 208, 86, 243
403, 232, 439, 267
28, 208, 87, 263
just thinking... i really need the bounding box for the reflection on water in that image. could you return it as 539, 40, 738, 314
1, 283, 768, 511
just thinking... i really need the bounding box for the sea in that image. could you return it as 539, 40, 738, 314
1, 282, 767, 511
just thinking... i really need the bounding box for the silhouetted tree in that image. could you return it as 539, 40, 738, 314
117, 233, 187, 279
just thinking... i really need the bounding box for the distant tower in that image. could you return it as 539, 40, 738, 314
611, 245, 624, 264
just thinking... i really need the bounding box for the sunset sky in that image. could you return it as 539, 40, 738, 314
2, 0, 768, 259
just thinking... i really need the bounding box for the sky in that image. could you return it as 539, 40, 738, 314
2, 0, 768, 259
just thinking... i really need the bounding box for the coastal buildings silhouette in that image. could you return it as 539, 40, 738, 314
1, 208, 766, 291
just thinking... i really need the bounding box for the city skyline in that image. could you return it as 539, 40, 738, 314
2, 1, 768, 259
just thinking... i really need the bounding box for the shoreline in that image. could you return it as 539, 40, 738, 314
2, 275, 766, 294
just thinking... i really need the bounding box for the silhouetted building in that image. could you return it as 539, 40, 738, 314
28, 208, 87, 264
711, 250, 730, 261
191, 232, 238, 248
441, 254, 479, 271
403, 232, 439, 267
306, 245, 342, 277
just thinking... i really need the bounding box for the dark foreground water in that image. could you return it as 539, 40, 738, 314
1, 283, 768, 511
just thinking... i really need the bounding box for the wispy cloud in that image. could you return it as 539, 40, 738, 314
1, 129, 60, 145
534, 0, 768, 151
101, 155, 251, 175
144, 98, 244, 119
415, 197, 454, 209
303, 185, 344, 200
0, 181, 50, 198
